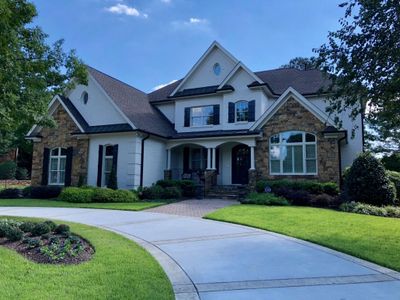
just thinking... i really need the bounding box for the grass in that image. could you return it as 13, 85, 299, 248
0, 216, 174, 300
206, 205, 400, 271
0, 198, 164, 211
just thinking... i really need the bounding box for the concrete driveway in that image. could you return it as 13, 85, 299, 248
1, 206, 399, 300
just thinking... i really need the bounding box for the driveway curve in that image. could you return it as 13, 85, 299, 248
1, 206, 399, 300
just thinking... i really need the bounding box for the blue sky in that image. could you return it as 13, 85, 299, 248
32, 0, 344, 92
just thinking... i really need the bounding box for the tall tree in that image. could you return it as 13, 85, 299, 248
0, 0, 87, 154
316, 0, 400, 150
280, 57, 318, 71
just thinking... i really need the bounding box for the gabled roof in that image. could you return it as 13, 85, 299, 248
87, 66, 176, 137
251, 87, 336, 130
149, 68, 331, 104
217, 62, 263, 89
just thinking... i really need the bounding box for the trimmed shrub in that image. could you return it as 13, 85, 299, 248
43, 220, 57, 231
344, 153, 396, 206
22, 186, 32, 198
0, 161, 17, 180
59, 187, 94, 203
241, 192, 290, 206
16, 167, 29, 180
163, 186, 182, 199
31, 223, 51, 236
5, 226, 23, 241
140, 185, 165, 200
155, 180, 178, 188
381, 152, 400, 172
0, 223, 11, 238
310, 193, 342, 208
30, 186, 63, 199
55, 224, 70, 234
92, 188, 137, 203
340, 201, 400, 218
19, 222, 35, 233
255, 179, 339, 196
155, 179, 196, 198
107, 166, 118, 190
387, 170, 400, 201
0, 188, 23, 199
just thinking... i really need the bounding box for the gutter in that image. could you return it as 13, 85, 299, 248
337, 131, 348, 189
140, 134, 150, 187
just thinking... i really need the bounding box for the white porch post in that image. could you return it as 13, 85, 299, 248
250, 146, 255, 170
211, 148, 216, 170
207, 148, 211, 170
167, 149, 171, 170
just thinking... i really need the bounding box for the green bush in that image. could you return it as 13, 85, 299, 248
255, 179, 339, 196
92, 188, 137, 203
5, 226, 23, 241
19, 222, 35, 233
43, 220, 57, 231
0, 161, 17, 180
22, 186, 31, 197
162, 186, 182, 199
241, 192, 290, 206
59, 187, 94, 203
387, 170, 400, 201
155, 179, 196, 197
0, 188, 23, 199
31, 223, 51, 236
30, 186, 62, 199
140, 185, 165, 200
16, 167, 29, 180
0, 223, 11, 238
107, 166, 118, 190
55, 224, 70, 234
340, 201, 400, 218
381, 152, 400, 172
344, 152, 396, 206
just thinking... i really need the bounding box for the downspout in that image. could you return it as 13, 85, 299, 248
140, 134, 150, 187
337, 133, 347, 189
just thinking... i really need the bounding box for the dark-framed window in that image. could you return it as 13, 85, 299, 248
191, 106, 214, 127
49, 147, 67, 185
235, 100, 249, 122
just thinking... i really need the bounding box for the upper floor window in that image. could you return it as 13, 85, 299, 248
235, 101, 249, 122
103, 145, 114, 186
269, 131, 317, 175
188, 106, 212, 127
81, 91, 89, 104
49, 147, 67, 185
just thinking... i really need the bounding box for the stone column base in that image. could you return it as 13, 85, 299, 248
164, 170, 172, 180
204, 170, 217, 193
248, 169, 257, 191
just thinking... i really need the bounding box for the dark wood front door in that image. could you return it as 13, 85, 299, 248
231, 145, 250, 184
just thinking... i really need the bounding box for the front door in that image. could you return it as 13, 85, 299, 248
231, 145, 250, 184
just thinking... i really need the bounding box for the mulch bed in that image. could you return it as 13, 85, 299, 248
0, 233, 94, 265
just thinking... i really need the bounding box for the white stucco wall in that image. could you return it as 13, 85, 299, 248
142, 137, 167, 186
87, 133, 140, 189
180, 47, 236, 90
67, 76, 127, 126
310, 97, 364, 170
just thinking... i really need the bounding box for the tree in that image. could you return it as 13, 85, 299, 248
280, 57, 318, 71
316, 0, 400, 148
0, 0, 87, 154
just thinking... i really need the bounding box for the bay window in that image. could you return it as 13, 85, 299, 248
270, 131, 317, 175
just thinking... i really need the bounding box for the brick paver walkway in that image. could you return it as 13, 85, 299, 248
146, 199, 239, 217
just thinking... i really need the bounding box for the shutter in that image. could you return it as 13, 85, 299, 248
64, 147, 73, 186
96, 145, 103, 187
228, 102, 235, 123
183, 147, 190, 172
248, 100, 256, 122
216, 148, 220, 174
41, 148, 50, 185
112, 144, 119, 173
213, 105, 220, 125
184, 108, 191, 127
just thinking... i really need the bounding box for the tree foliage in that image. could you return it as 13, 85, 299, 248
0, 0, 87, 154
280, 57, 318, 71
316, 0, 400, 148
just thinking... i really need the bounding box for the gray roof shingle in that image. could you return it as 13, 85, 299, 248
88, 66, 176, 137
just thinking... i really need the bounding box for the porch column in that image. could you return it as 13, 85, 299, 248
207, 148, 211, 170
250, 146, 255, 170
211, 148, 216, 170
166, 149, 171, 170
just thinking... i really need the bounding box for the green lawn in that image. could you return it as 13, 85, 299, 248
0, 217, 174, 300
206, 205, 400, 271
0, 198, 164, 211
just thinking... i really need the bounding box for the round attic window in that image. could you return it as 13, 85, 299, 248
81, 91, 89, 104
213, 63, 221, 76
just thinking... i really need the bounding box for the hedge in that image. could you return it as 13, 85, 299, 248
59, 187, 138, 203
255, 179, 339, 196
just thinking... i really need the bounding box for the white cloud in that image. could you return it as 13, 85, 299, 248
171, 17, 211, 31
161, 0, 171, 3
188, 17, 207, 24
105, 3, 147, 18
152, 79, 178, 91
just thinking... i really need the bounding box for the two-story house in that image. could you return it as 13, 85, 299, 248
26, 41, 363, 191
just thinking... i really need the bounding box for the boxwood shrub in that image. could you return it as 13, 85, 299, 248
0, 188, 23, 199
59, 187, 94, 203
340, 201, 400, 218
91, 188, 138, 203
30, 186, 63, 199
255, 179, 339, 196
241, 192, 289, 206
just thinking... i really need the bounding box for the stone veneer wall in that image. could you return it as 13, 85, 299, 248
255, 97, 340, 184
31, 105, 89, 186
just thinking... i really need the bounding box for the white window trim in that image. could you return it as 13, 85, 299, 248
102, 145, 114, 187
235, 100, 249, 123
190, 105, 215, 128
48, 147, 66, 186
269, 131, 318, 176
